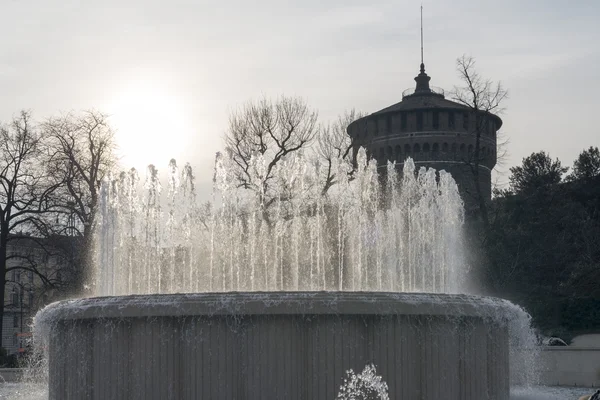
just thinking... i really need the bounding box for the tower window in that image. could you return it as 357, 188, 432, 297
463, 113, 469, 131
448, 112, 455, 130
432, 111, 439, 130
442, 143, 448, 152
416, 111, 423, 131
401, 113, 407, 131
404, 144, 411, 155
414, 143, 421, 153
432, 143, 439, 154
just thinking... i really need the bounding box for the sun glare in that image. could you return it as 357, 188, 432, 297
108, 83, 192, 170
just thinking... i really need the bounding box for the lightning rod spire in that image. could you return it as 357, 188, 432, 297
420, 4, 424, 66
414, 4, 432, 93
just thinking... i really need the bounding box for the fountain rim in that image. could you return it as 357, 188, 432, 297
36, 291, 519, 322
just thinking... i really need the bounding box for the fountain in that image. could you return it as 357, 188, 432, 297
34, 152, 538, 399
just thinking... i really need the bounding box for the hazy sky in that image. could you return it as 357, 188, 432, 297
1, 0, 599, 194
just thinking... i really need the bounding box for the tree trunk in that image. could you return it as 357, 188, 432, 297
473, 120, 490, 229
81, 222, 94, 294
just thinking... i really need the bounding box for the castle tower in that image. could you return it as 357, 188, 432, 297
346, 63, 502, 207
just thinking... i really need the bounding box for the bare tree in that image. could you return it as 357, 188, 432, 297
0, 111, 64, 350
224, 96, 319, 207
451, 55, 508, 226
316, 109, 367, 195
44, 110, 117, 291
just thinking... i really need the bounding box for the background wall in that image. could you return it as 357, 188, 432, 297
537, 347, 600, 388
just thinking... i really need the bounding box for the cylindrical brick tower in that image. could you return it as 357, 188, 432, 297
347, 63, 502, 207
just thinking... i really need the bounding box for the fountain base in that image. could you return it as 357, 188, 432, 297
36, 292, 511, 399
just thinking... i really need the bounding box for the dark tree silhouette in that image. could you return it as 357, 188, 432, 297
486, 163, 600, 335
568, 146, 600, 181
509, 151, 568, 195
44, 110, 117, 292
0, 112, 63, 350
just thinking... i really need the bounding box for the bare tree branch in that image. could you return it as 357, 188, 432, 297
450, 55, 508, 226
0, 111, 66, 348
224, 96, 319, 206
316, 109, 367, 195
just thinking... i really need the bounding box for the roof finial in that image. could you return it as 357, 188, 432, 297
420, 4, 424, 68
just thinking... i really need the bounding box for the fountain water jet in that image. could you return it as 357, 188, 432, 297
96, 152, 467, 295
34, 152, 539, 399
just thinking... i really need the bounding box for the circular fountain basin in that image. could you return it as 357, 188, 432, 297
36, 292, 512, 400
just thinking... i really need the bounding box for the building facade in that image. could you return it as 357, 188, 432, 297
2, 236, 77, 356
347, 63, 502, 207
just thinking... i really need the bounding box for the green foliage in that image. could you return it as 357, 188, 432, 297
509, 151, 568, 194
568, 146, 600, 181
483, 161, 600, 334
561, 298, 600, 331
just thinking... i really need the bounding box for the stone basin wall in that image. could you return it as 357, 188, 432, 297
36, 292, 512, 400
